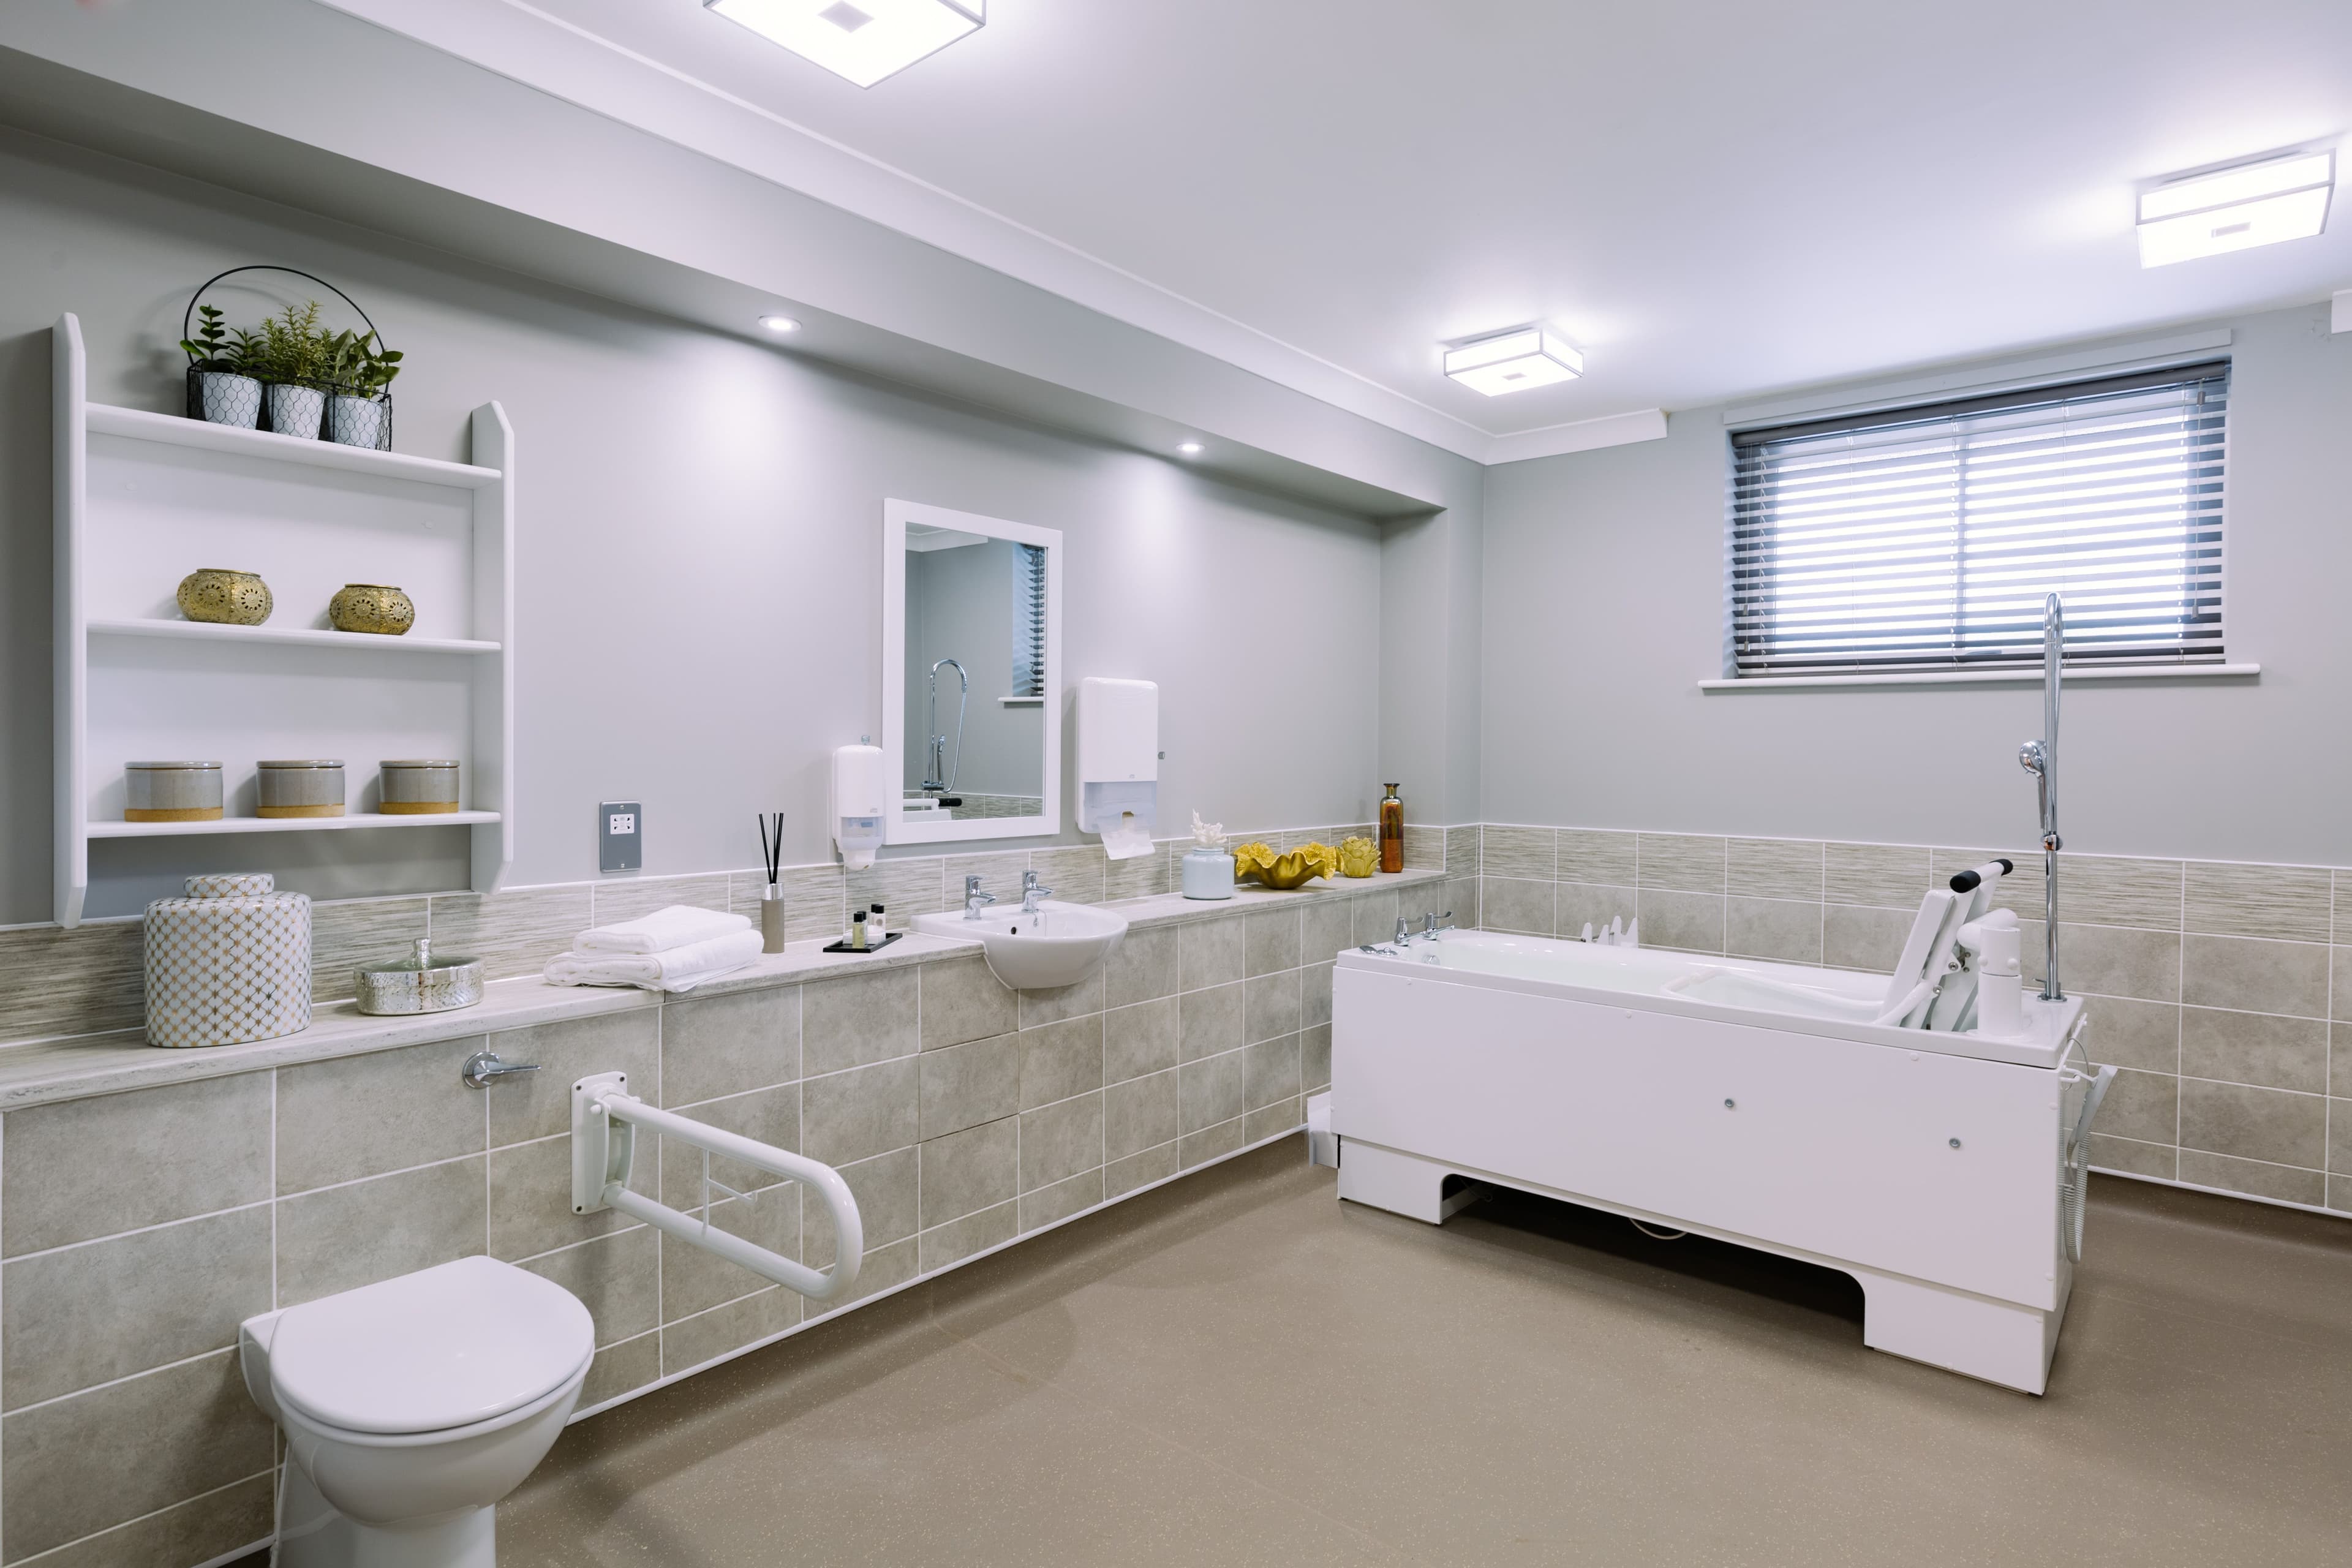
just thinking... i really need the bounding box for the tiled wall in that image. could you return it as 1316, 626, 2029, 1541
0, 875, 1465, 1568
1474, 824, 2352, 1215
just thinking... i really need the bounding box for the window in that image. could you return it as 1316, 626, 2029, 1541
1728, 363, 2229, 677
1010, 542, 1047, 698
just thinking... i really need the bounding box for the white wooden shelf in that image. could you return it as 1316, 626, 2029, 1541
55, 313, 516, 926
88, 618, 502, 655
89, 812, 500, 839
85, 401, 502, 489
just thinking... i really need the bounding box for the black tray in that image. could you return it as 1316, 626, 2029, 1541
821, 930, 905, 955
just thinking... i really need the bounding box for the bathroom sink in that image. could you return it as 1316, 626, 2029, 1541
913, 900, 1128, 990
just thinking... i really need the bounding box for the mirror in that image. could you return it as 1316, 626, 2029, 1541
881, 500, 1061, 843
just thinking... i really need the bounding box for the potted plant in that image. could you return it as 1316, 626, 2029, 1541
322, 328, 401, 449
248, 301, 334, 439
178, 304, 263, 429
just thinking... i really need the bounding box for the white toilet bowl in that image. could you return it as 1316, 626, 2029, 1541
241, 1256, 596, 1567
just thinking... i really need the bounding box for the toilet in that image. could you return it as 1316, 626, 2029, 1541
239, 1256, 596, 1567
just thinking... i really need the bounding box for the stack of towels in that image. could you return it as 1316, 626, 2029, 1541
543, 905, 764, 993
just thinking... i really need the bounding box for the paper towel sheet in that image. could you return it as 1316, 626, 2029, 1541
1103, 811, 1155, 861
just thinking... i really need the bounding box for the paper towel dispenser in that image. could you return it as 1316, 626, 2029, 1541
1076, 678, 1156, 853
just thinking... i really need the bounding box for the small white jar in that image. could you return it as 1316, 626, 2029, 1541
1182, 850, 1236, 900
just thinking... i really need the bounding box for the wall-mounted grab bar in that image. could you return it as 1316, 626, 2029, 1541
570, 1071, 863, 1302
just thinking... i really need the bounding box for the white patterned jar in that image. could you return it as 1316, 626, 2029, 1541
143, 872, 312, 1049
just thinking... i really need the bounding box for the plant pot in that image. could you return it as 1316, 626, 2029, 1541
188, 369, 263, 429
325, 391, 390, 450
265, 383, 326, 440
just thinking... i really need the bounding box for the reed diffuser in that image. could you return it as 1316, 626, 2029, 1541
756, 812, 786, 953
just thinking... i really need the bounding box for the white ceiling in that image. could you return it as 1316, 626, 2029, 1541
330, 0, 2350, 450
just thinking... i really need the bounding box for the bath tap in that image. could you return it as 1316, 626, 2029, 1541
1020, 870, 1054, 915
1421, 912, 1454, 941
925, 658, 968, 794
1394, 916, 1415, 946
962, 875, 997, 919
2018, 593, 2064, 1001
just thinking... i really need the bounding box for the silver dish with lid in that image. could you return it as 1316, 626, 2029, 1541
355, 937, 484, 1016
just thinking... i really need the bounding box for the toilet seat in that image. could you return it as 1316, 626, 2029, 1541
270, 1256, 595, 1436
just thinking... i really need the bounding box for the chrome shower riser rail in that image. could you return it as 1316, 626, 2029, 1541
570, 1071, 862, 1302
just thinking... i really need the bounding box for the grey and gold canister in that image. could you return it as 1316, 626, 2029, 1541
355, 938, 484, 1016
379, 760, 459, 815
144, 873, 311, 1048
257, 760, 345, 818
125, 761, 224, 823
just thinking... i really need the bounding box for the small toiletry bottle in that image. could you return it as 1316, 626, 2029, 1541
1379, 783, 1404, 874
870, 903, 887, 937
849, 910, 869, 951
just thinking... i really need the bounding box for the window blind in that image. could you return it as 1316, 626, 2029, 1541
1011, 543, 1046, 697
1728, 362, 2229, 676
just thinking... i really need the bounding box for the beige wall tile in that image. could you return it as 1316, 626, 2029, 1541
2178, 1079, 2324, 1169
1018, 1015, 1104, 1109
846, 856, 947, 920
1106, 1140, 1178, 1199
1244, 1035, 1302, 1110
661, 1287, 796, 1376
1106, 847, 1169, 902
2, 1205, 271, 1410
1106, 997, 1180, 1084
0, 919, 144, 1042
1637, 834, 1724, 893
1302, 963, 1333, 1030
1020, 1091, 1104, 1192
1245, 908, 1301, 976
1302, 1023, 1332, 1093
1638, 889, 1724, 954
1725, 897, 1821, 965
661, 984, 801, 1108
311, 896, 429, 1001
804, 967, 921, 1075
278, 1156, 488, 1306
1558, 830, 1638, 886
1555, 883, 1637, 941
2185, 861, 2329, 943
1351, 891, 1401, 946
2178, 1149, 2324, 1206
2065, 857, 2185, 931
1016, 971, 1106, 1028
781, 863, 847, 943
278, 1036, 488, 1194
1106, 924, 1178, 1009
1106, 1069, 1178, 1162
919, 1033, 1019, 1140
0, 1349, 273, 1561
1180, 1113, 1248, 1170
1401, 824, 1446, 870
660, 1194, 799, 1324
801, 1057, 919, 1167
486, 1009, 660, 1147
1727, 839, 1823, 900
1442, 826, 1481, 875
2181, 934, 2326, 1017
1302, 900, 1355, 965
1823, 905, 1912, 972
1180, 1049, 1252, 1134
593, 874, 731, 926
491, 1134, 647, 1261
1481, 826, 1555, 880
2332, 1099, 2352, 1175
809, 1147, 918, 1265
23, 1472, 273, 1568
1823, 843, 1929, 910
654, 1084, 801, 1202
827, 1236, 919, 1308
2077, 995, 2180, 1075
1180, 915, 1245, 990
2094, 1068, 2178, 1145
2089, 1134, 2176, 1180
579, 1333, 662, 1408
1180, 982, 1245, 1063
1482, 877, 1553, 936
525, 1226, 660, 1347
919, 1199, 1017, 1272
3, 1073, 270, 1257
2180, 1008, 2327, 1094
1032, 845, 1109, 905
918, 955, 1016, 1050
1020, 1167, 1104, 1232
2057, 924, 2184, 1004
1245, 971, 1301, 1044
2336, 948, 2352, 1022
1241, 1097, 1302, 1144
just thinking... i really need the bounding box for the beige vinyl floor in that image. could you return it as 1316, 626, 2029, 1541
405, 1138, 2352, 1566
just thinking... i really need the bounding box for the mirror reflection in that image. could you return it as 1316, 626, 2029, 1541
901, 523, 1047, 822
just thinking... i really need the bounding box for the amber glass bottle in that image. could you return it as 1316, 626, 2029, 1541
1379, 783, 1404, 874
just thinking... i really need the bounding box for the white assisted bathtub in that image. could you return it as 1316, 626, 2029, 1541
1330, 929, 2092, 1393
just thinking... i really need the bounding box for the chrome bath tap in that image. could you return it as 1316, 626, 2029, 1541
2018, 593, 2064, 1002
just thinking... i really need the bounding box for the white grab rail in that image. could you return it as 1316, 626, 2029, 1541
571, 1071, 862, 1302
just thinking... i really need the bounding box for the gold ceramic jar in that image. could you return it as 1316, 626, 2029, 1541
176, 569, 273, 626
257, 760, 345, 818
125, 761, 225, 823
379, 760, 460, 815
328, 583, 415, 636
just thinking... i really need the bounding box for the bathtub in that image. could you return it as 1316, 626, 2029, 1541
1329, 929, 2094, 1393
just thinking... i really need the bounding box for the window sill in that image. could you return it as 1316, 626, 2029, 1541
1699, 663, 2261, 692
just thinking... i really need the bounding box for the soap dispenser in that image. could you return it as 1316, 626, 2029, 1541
830, 744, 886, 871
1379, 783, 1404, 874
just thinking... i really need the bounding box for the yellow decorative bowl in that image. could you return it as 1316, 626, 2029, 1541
177, 568, 272, 626
329, 583, 415, 636
1234, 840, 1338, 890
1338, 836, 1379, 878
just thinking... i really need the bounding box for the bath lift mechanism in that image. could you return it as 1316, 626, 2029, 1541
571, 1072, 864, 1302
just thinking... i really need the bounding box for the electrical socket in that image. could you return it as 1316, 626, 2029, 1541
600, 801, 643, 872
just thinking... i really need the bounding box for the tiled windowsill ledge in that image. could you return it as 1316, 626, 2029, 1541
0, 869, 1447, 1111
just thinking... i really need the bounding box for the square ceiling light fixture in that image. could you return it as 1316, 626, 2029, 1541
2137, 149, 2334, 267
705, 0, 984, 88
1442, 328, 1584, 396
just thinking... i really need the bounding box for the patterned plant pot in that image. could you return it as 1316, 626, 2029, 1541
325, 391, 391, 450
188, 369, 263, 429
265, 382, 326, 440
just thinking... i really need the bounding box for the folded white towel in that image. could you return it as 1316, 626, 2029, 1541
573, 905, 751, 956
543, 929, 765, 993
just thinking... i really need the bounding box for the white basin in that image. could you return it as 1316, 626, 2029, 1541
913, 900, 1129, 990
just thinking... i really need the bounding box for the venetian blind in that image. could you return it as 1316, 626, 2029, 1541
1011, 543, 1047, 697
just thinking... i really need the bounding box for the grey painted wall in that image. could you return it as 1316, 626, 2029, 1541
1479, 301, 2352, 866
0, 131, 1391, 923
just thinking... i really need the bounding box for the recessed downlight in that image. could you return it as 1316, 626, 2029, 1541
706, 0, 984, 88
759, 315, 802, 333
1177, 441, 1204, 457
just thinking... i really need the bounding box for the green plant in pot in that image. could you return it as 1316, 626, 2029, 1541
247, 301, 335, 439
178, 304, 265, 430
322, 328, 401, 450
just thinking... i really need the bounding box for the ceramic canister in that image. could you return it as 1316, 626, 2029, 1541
144, 872, 312, 1048
257, 760, 345, 818
378, 760, 459, 815
124, 761, 224, 823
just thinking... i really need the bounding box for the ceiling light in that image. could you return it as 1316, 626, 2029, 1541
706, 0, 984, 88
758, 314, 801, 333
2136, 150, 2334, 267
1177, 442, 1204, 457
1442, 328, 1583, 397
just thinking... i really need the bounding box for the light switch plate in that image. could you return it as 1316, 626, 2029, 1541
600, 801, 642, 872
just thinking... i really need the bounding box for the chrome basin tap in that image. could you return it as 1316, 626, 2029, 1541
962, 875, 997, 919
1020, 870, 1054, 915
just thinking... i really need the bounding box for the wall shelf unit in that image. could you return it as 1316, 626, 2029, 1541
53, 313, 515, 926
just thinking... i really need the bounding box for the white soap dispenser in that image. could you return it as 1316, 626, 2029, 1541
1076, 677, 1158, 859
829, 744, 886, 871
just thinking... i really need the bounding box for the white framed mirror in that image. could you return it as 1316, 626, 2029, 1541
881, 499, 1061, 845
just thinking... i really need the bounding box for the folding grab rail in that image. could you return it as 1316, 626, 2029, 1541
571, 1070, 862, 1302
